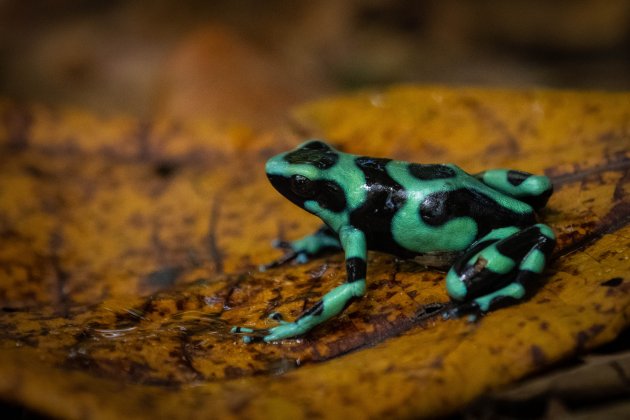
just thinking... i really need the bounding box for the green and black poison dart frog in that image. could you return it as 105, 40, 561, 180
232, 140, 555, 343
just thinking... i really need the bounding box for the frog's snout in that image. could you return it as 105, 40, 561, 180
265, 155, 282, 175
266, 173, 288, 194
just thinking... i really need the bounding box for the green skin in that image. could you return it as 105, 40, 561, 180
232, 141, 556, 343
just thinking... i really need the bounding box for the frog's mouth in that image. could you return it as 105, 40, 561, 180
267, 173, 347, 214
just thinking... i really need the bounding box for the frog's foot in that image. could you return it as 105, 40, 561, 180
259, 226, 341, 271
259, 245, 304, 272
474, 169, 553, 210
230, 321, 310, 343
445, 224, 556, 314
412, 302, 451, 323
442, 301, 483, 321
231, 312, 291, 342
230, 326, 269, 343
267, 311, 285, 322
233, 281, 366, 343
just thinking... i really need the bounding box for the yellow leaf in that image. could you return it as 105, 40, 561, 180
0, 87, 629, 418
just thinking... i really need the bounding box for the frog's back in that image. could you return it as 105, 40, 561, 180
350, 157, 537, 256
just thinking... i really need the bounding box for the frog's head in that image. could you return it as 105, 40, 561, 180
265, 140, 346, 213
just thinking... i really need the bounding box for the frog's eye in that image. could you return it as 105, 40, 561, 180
290, 175, 315, 198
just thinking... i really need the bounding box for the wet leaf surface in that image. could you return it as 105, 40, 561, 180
0, 87, 629, 418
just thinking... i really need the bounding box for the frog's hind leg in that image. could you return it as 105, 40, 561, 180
444, 224, 555, 318
475, 169, 553, 210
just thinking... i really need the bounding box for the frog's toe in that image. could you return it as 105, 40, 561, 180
414, 302, 449, 322
442, 302, 482, 320
231, 319, 303, 343
267, 312, 289, 324
260, 248, 312, 271
271, 239, 292, 250
262, 322, 308, 342
442, 308, 456, 320
231, 326, 270, 343
268, 312, 283, 321
295, 252, 309, 264
259, 251, 300, 271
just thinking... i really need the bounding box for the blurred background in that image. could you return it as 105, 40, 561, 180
1, 0, 629, 127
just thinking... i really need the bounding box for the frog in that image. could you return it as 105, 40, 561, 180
232, 140, 555, 343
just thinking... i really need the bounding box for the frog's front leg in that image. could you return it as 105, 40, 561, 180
261, 225, 341, 270
234, 226, 366, 342
444, 224, 556, 318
